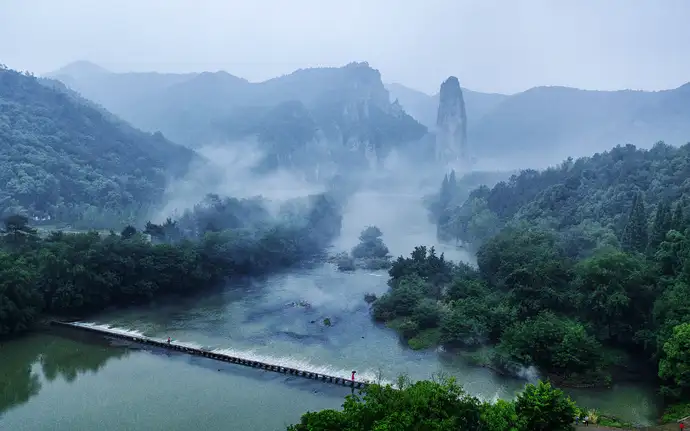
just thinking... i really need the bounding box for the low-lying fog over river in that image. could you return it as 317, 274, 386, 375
0, 191, 659, 430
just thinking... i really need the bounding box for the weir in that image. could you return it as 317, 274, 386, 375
51, 321, 370, 390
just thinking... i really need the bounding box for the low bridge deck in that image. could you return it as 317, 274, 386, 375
51, 321, 370, 389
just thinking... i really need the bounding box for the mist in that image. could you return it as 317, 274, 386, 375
155, 140, 326, 223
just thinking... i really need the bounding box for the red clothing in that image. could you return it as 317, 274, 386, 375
351, 372, 356, 381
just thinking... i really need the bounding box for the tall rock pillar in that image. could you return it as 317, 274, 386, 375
435, 76, 469, 169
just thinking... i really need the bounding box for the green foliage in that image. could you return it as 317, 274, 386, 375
496, 312, 604, 375
335, 226, 392, 272
440, 143, 690, 249
288, 378, 578, 431
621, 192, 648, 253
351, 226, 389, 260
661, 401, 690, 423
403, 142, 690, 402
514, 381, 577, 431
480, 399, 522, 431
659, 323, 690, 399
407, 328, 441, 351
0, 191, 342, 337
288, 377, 482, 431
0, 67, 196, 228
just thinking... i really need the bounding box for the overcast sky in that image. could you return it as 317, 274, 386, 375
1, 0, 688, 94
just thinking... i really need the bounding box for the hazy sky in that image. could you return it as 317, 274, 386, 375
1, 0, 688, 94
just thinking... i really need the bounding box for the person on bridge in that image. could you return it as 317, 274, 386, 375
351, 370, 356, 382
167, 337, 171, 344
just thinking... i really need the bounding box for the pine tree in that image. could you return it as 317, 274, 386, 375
649, 201, 673, 252
671, 200, 686, 232
621, 192, 648, 253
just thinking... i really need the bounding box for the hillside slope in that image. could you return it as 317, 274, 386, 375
435, 142, 690, 248
468, 85, 690, 165
0, 67, 197, 226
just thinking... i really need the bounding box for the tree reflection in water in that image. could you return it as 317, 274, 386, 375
0, 332, 128, 415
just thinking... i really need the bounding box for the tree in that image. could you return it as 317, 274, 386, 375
120, 225, 137, 239
496, 312, 603, 375
480, 399, 522, 431
671, 201, 685, 232
573, 250, 655, 345
514, 381, 577, 431
659, 323, 690, 399
620, 192, 648, 253
288, 377, 482, 431
649, 201, 673, 252
351, 226, 390, 260
1, 214, 38, 248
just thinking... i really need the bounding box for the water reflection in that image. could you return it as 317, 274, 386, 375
0, 332, 129, 416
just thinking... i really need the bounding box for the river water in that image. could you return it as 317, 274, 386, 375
0, 191, 661, 430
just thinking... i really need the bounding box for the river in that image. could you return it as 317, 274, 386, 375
0, 191, 661, 430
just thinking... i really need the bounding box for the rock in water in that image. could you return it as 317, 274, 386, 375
435, 76, 469, 169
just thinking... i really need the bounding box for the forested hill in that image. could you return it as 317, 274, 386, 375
375, 143, 690, 413
435, 142, 690, 249
0, 66, 198, 227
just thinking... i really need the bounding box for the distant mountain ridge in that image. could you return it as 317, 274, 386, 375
49, 61, 690, 172
387, 81, 690, 169
386, 82, 508, 130
49, 61, 427, 179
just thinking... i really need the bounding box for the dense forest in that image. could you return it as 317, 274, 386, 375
369, 142, 690, 418
0, 66, 197, 228
0, 191, 342, 337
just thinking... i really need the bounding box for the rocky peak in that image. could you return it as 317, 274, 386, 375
339, 62, 392, 111
435, 76, 469, 168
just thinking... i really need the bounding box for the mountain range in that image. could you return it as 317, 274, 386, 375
48, 61, 427, 179
2, 58, 688, 227
387, 81, 690, 168
51, 61, 690, 171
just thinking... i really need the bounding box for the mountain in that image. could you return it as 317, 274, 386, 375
386, 83, 508, 130
390, 80, 690, 169
0, 66, 198, 227
434, 77, 468, 167
48, 62, 427, 178
469, 84, 690, 167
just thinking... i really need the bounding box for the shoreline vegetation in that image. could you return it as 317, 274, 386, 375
287, 377, 643, 431
0, 192, 343, 338
351, 143, 690, 428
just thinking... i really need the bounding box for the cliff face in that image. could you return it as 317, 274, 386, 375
435, 76, 469, 168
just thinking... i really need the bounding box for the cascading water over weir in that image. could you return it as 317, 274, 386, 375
52, 321, 373, 389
